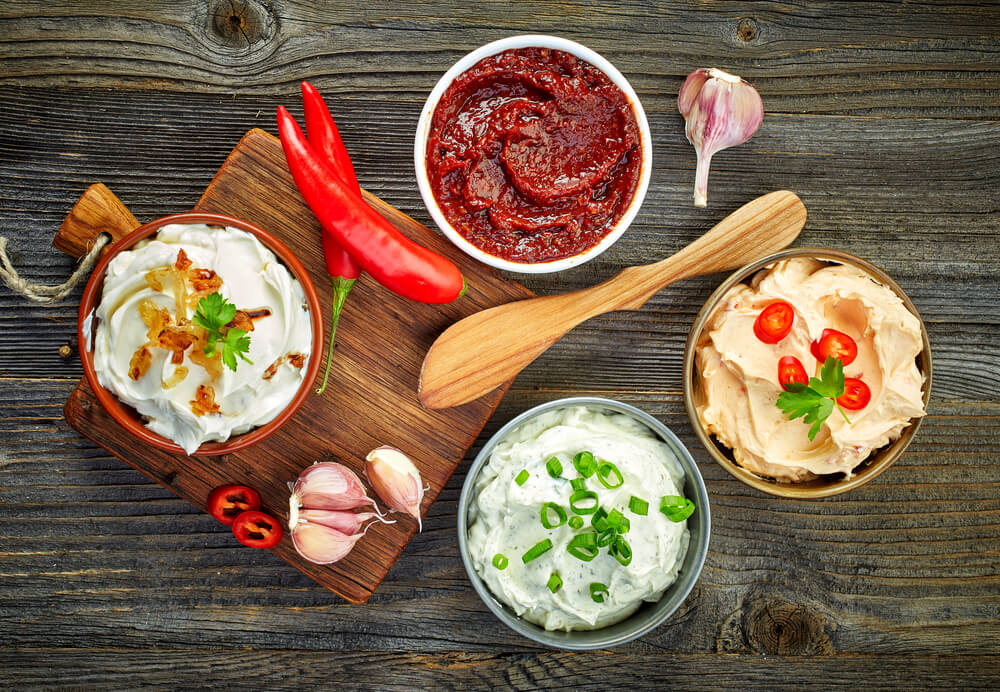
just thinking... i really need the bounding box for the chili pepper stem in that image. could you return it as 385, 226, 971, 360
314, 275, 356, 395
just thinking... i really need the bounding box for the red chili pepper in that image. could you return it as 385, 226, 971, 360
277, 105, 466, 304
300, 81, 363, 395
232, 510, 284, 549
206, 484, 261, 525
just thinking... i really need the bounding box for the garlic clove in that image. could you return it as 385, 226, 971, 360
290, 461, 377, 511
290, 521, 362, 565
365, 446, 425, 531
678, 67, 763, 207
296, 508, 393, 536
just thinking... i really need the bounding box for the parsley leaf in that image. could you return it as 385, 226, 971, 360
193, 293, 253, 372
776, 356, 851, 440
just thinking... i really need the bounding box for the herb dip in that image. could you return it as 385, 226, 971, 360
467, 405, 690, 631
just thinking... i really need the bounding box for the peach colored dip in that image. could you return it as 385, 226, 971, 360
694, 258, 926, 482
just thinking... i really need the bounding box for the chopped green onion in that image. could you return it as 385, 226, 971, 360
547, 573, 563, 593
591, 507, 610, 532
597, 460, 624, 489
514, 469, 529, 486
522, 539, 553, 563
611, 536, 632, 566
629, 496, 649, 515
597, 528, 616, 547
546, 457, 563, 478
568, 516, 584, 530
566, 531, 599, 561
492, 553, 508, 570
606, 509, 630, 533
573, 451, 597, 478
540, 502, 567, 529
570, 478, 587, 491
660, 496, 696, 522
590, 582, 609, 603
569, 489, 599, 515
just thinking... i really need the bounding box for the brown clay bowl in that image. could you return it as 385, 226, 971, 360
78, 212, 323, 456
682, 247, 932, 498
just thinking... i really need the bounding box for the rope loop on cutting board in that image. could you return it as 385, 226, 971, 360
0, 234, 109, 304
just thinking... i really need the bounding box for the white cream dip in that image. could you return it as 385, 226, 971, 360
468, 405, 691, 631
695, 258, 926, 482
91, 223, 312, 454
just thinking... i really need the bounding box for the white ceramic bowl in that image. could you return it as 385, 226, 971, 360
414, 35, 653, 274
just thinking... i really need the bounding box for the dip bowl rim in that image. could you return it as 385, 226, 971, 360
457, 396, 711, 650
413, 34, 653, 275
682, 246, 933, 499
77, 211, 324, 457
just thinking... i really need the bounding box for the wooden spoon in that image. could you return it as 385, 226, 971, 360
419, 190, 807, 409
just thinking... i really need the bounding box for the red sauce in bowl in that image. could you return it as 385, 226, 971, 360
426, 47, 642, 264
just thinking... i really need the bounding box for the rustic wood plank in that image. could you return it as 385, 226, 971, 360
1, 1, 998, 119
1, 649, 998, 690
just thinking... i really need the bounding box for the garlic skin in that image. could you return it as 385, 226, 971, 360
365, 446, 425, 531
678, 68, 763, 207
289, 461, 378, 512
291, 522, 363, 565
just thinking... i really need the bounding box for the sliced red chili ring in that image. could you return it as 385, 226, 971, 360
811, 328, 858, 366
232, 510, 284, 549
753, 301, 795, 344
837, 377, 871, 410
777, 355, 809, 391
206, 484, 261, 526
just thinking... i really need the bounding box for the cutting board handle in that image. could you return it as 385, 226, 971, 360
53, 183, 141, 258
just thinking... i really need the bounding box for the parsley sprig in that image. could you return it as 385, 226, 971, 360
193, 293, 253, 372
776, 356, 851, 440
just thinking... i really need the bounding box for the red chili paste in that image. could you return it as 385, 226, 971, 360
427, 47, 642, 263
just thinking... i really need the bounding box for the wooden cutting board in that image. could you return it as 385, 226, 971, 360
59, 127, 533, 604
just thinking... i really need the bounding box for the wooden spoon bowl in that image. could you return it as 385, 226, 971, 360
419, 190, 808, 409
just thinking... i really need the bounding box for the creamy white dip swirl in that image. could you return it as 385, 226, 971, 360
88, 223, 312, 454
695, 258, 926, 482
468, 405, 690, 631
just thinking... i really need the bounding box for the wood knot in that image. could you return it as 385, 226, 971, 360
745, 601, 833, 655
208, 0, 276, 49
736, 18, 759, 43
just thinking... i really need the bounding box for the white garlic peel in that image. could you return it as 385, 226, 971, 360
678, 67, 763, 207
365, 446, 425, 531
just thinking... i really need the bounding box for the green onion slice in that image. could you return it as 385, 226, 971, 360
492, 553, 508, 570
522, 539, 553, 563
611, 536, 633, 566
569, 489, 599, 515
591, 507, 610, 532
566, 532, 599, 562
547, 573, 563, 593
590, 582, 609, 603
570, 478, 587, 491
546, 457, 563, 479
597, 460, 624, 489
568, 516, 584, 530
606, 509, 630, 534
597, 528, 616, 547
573, 451, 597, 478
660, 496, 696, 522
514, 469, 529, 486
629, 496, 649, 515
540, 502, 567, 529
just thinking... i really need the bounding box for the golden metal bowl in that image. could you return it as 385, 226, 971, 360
682, 247, 932, 498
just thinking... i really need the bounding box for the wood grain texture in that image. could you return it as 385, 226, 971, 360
59, 128, 532, 603
0, 0, 998, 688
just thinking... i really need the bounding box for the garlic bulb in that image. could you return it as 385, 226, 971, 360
678, 68, 763, 207
365, 446, 425, 531
287, 461, 390, 565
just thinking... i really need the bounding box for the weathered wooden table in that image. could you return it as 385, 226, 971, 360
2, 2, 998, 688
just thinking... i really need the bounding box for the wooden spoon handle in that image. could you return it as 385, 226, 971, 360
419, 191, 807, 409
53, 183, 140, 258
